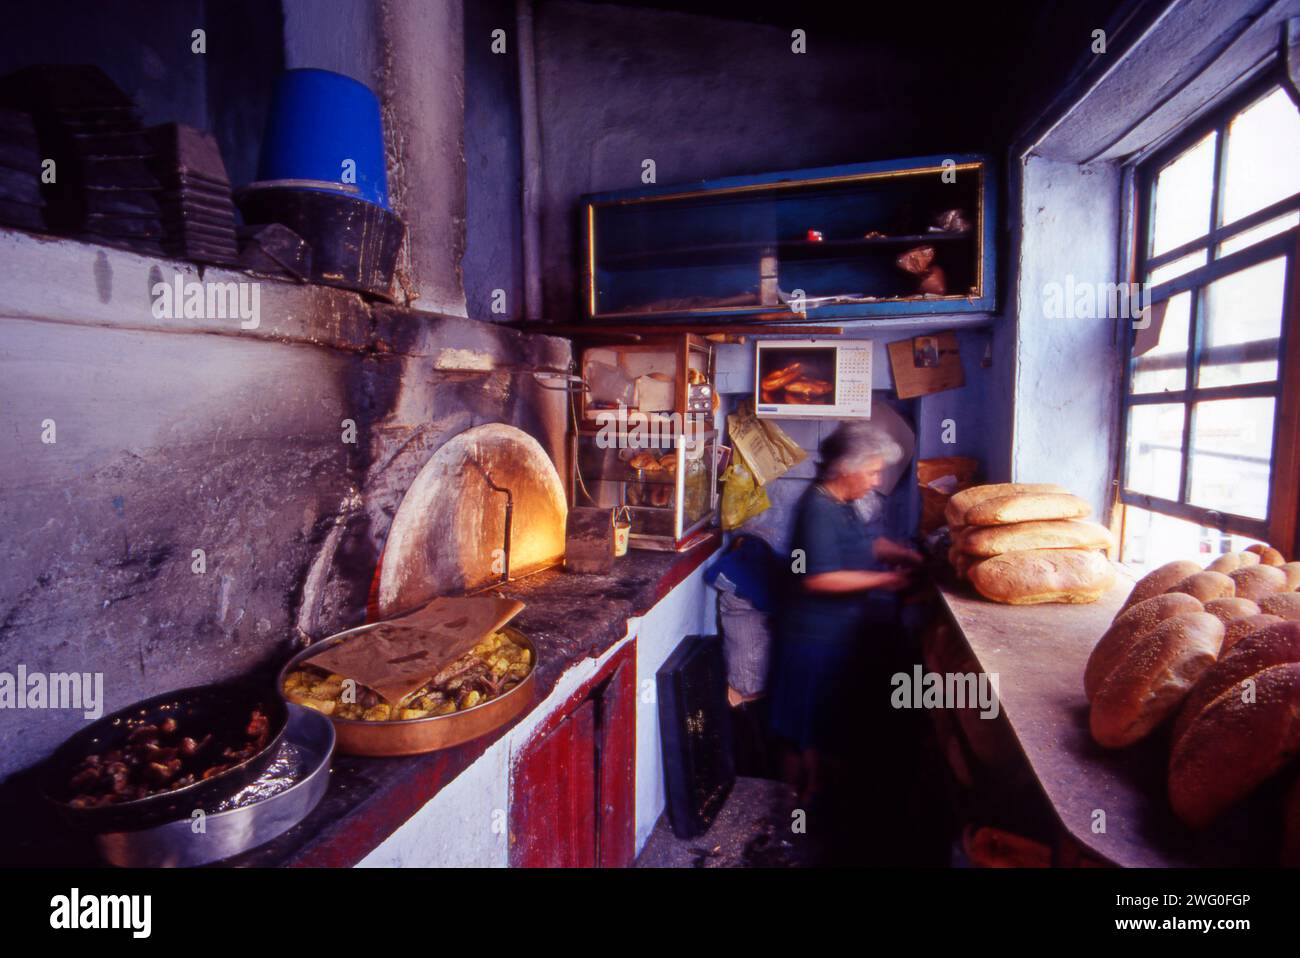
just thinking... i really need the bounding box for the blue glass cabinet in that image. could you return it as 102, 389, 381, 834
581, 153, 996, 322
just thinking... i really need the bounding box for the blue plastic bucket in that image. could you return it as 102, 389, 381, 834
257, 69, 390, 210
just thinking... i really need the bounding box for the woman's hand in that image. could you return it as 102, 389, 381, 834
803, 568, 914, 594
874, 537, 924, 567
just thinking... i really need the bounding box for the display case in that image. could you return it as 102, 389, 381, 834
579, 334, 714, 425
570, 428, 719, 551
581, 153, 996, 322
572, 334, 719, 550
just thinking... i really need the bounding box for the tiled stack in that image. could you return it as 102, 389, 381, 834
149, 123, 239, 267
74, 127, 165, 254
0, 107, 45, 231
0, 65, 158, 250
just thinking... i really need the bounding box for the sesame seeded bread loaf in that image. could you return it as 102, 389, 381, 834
1221, 613, 1284, 655
1118, 560, 1204, 616
1259, 592, 1300, 621
1245, 544, 1286, 567
1167, 570, 1236, 604
1206, 551, 1260, 574
1089, 612, 1223, 748
1085, 592, 1206, 701
1201, 597, 1261, 627
1228, 564, 1288, 602
1167, 621, 1300, 828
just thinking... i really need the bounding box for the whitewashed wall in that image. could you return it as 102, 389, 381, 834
358, 566, 709, 866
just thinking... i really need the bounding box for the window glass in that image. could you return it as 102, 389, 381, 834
1219, 212, 1300, 256
1187, 398, 1275, 520
1198, 257, 1286, 388
1222, 88, 1300, 226
1120, 504, 1263, 568
1149, 250, 1207, 287
1125, 404, 1185, 501
1150, 132, 1216, 256
1131, 292, 1190, 394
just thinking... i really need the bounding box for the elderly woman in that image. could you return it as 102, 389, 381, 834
770, 422, 922, 804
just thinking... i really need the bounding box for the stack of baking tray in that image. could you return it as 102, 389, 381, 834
0, 107, 45, 231
0, 64, 155, 248
73, 128, 165, 254
149, 122, 240, 266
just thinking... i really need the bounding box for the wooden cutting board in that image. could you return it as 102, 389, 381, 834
304, 595, 524, 706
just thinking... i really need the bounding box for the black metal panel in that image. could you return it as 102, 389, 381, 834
655, 634, 734, 839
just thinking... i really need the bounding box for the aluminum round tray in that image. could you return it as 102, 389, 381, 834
277, 624, 537, 757
93, 703, 334, 868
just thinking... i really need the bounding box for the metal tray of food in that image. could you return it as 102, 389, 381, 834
41, 681, 288, 832
93, 703, 334, 867
278, 625, 537, 757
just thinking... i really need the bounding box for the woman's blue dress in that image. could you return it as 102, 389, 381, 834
770, 484, 896, 750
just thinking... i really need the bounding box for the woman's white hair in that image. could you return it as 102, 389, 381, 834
818, 422, 903, 481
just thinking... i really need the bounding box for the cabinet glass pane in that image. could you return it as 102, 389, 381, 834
1198, 257, 1285, 388
1188, 398, 1274, 520
1125, 404, 1185, 501
1151, 132, 1216, 257
589, 164, 984, 316
1131, 292, 1190, 394
1222, 88, 1300, 226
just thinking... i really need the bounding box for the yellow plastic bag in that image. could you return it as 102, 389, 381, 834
720, 448, 770, 530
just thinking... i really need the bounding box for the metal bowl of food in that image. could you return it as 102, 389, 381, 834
277, 625, 537, 756
41, 681, 289, 833
93, 703, 334, 867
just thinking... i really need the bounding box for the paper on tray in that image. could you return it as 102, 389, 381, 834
304, 595, 525, 706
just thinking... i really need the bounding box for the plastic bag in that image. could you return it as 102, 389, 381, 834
720, 448, 770, 530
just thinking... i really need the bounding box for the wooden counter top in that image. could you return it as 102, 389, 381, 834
938, 574, 1285, 867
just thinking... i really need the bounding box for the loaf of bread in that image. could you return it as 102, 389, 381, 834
958, 519, 1113, 558
1259, 592, 1300, 621
1278, 562, 1300, 590
968, 549, 1115, 605
1085, 592, 1205, 701
1118, 560, 1204, 616
1222, 613, 1283, 655
1229, 564, 1288, 601
1168, 621, 1300, 828
1207, 551, 1260, 574
1246, 544, 1286, 567
1284, 776, 1300, 868
1089, 612, 1223, 748
1202, 597, 1260, 627
964, 492, 1091, 527
1171, 620, 1300, 747
944, 482, 1067, 528
1168, 570, 1236, 603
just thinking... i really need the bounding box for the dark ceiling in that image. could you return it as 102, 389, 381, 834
577, 0, 1153, 145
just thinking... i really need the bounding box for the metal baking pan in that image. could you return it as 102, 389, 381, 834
277, 625, 537, 757
41, 681, 289, 833
94, 703, 334, 867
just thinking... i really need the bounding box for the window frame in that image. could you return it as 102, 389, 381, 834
1119, 72, 1300, 553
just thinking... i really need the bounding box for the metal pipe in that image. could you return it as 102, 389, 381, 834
516, 0, 544, 321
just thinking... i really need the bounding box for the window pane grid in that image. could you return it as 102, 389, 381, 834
1123, 80, 1300, 538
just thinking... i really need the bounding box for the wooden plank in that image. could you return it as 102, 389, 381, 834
509, 699, 597, 868
1266, 229, 1300, 557
597, 644, 637, 868
938, 574, 1284, 867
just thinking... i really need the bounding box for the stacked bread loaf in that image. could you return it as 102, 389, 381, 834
1082, 546, 1300, 852
946, 483, 1116, 604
